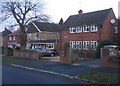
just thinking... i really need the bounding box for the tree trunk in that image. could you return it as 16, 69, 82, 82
20, 33, 27, 50
19, 26, 27, 50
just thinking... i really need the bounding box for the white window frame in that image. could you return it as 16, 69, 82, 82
91, 41, 98, 50
91, 25, 98, 32
46, 43, 54, 49
70, 41, 75, 48
76, 41, 82, 50
69, 27, 76, 33
83, 25, 89, 32
76, 26, 82, 33
34, 33, 38, 39
115, 27, 118, 33
9, 37, 12, 41
13, 36, 15, 40
83, 41, 89, 50
27, 34, 31, 39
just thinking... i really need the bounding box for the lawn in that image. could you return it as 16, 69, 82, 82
78, 70, 119, 84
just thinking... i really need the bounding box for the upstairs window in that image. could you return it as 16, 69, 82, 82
13, 36, 15, 40
76, 26, 82, 33
34, 33, 38, 39
76, 41, 82, 50
83, 41, 89, 50
83, 25, 89, 32
91, 25, 98, 32
69, 27, 75, 33
9, 37, 12, 41
115, 27, 118, 33
91, 41, 98, 50
27, 34, 31, 39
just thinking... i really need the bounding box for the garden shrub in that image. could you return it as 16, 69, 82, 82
96, 40, 111, 58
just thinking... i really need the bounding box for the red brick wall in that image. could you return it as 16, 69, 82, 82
8, 37, 21, 45
3, 37, 9, 46
60, 48, 78, 64
14, 50, 41, 60
101, 10, 117, 43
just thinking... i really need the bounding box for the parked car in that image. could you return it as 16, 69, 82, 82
104, 45, 119, 56
31, 48, 56, 57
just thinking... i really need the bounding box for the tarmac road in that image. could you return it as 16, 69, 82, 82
2, 65, 86, 84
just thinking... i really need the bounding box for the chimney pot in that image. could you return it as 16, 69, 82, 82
78, 9, 83, 14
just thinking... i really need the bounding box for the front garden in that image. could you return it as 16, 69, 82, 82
78, 70, 119, 84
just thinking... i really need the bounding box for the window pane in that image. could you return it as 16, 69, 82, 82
83, 25, 89, 32
76, 41, 82, 50
83, 41, 89, 50
76, 26, 82, 33
115, 27, 118, 33
91, 25, 98, 32
91, 41, 98, 50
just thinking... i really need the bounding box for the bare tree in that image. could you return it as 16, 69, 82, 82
1, 0, 50, 49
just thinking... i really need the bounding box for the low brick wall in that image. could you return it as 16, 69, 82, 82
14, 50, 41, 60
101, 48, 119, 68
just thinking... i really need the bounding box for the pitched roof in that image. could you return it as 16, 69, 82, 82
2, 28, 12, 37
7, 29, 21, 36
26, 22, 61, 33
62, 8, 112, 28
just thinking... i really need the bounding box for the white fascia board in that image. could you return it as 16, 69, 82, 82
32, 22, 41, 32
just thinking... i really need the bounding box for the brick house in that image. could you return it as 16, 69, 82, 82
60, 8, 118, 53
26, 21, 61, 50
7, 29, 21, 49
1, 28, 12, 47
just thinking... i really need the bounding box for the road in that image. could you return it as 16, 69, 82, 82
2, 65, 86, 84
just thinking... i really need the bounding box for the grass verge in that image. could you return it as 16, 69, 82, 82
2, 56, 20, 64
78, 70, 119, 84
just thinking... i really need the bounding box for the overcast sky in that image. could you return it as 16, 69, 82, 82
44, 0, 119, 23
0, 0, 119, 31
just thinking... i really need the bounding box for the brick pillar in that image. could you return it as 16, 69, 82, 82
60, 48, 70, 64
101, 48, 109, 67
101, 48, 118, 68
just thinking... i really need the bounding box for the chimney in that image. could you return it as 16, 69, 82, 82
78, 9, 83, 14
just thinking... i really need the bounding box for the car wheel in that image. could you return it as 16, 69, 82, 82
51, 53, 55, 57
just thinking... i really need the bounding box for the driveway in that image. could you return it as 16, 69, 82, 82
73, 58, 102, 68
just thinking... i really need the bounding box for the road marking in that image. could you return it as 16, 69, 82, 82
11, 64, 74, 79
11, 64, 97, 84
